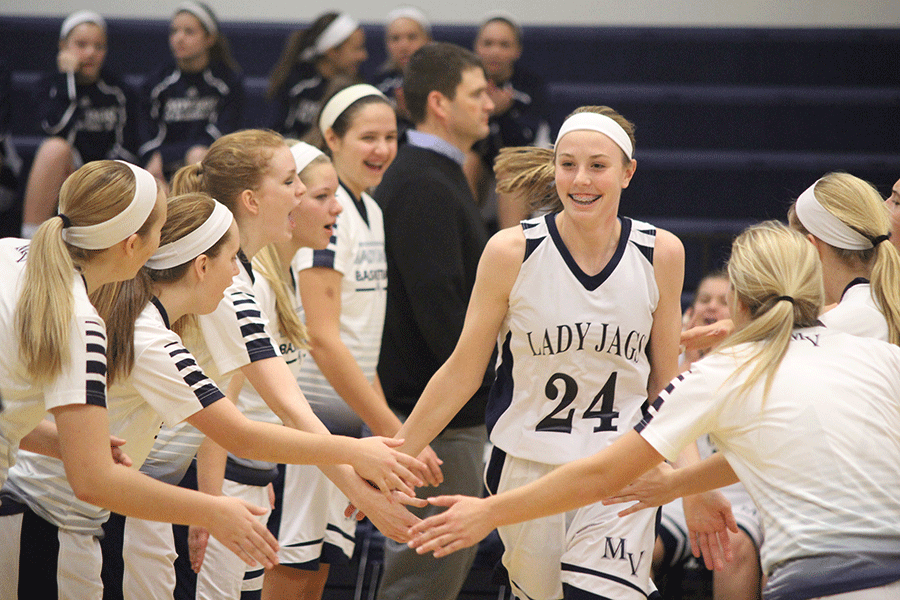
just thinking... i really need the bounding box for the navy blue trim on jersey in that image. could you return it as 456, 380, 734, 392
238, 250, 254, 284
485, 331, 514, 436
561, 563, 653, 598
326, 522, 355, 544
485, 445, 507, 496
630, 239, 654, 265
150, 296, 171, 329
164, 340, 225, 407
841, 276, 870, 300
229, 290, 279, 363
523, 235, 546, 263
546, 213, 632, 292
312, 248, 336, 269
634, 374, 683, 434
224, 457, 279, 486
339, 180, 369, 227
85, 320, 108, 407
21, 506, 62, 599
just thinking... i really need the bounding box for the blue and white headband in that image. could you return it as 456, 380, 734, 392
386, 7, 431, 36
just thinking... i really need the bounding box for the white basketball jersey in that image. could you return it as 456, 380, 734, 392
487, 214, 658, 464
292, 186, 386, 435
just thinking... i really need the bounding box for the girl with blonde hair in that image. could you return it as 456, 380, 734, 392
0, 161, 281, 599
410, 221, 900, 600
121, 129, 424, 598
788, 171, 900, 343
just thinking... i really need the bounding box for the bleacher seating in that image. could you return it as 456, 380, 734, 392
2, 15, 898, 277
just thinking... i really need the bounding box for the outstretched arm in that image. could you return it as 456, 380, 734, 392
297, 267, 442, 486
408, 430, 665, 557
52, 403, 278, 569
394, 227, 523, 457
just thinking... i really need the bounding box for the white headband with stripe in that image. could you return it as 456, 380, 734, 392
301, 13, 359, 61
794, 179, 873, 250
60, 11, 106, 39
145, 200, 234, 270
290, 142, 326, 174
555, 113, 633, 160
62, 162, 158, 250
175, 1, 218, 36
319, 84, 387, 134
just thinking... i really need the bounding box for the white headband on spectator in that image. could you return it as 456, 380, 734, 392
60, 11, 106, 39
175, 1, 218, 35
290, 142, 326, 174
302, 13, 359, 61
555, 113, 633, 160
145, 200, 233, 270
62, 162, 158, 250
794, 179, 873, 250
319, 84, 387, 134
386, 6, 431, 36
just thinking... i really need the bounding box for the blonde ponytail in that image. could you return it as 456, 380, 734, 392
17, 217, 80, 383
252, 245, 310, 350
719, 221, 823, 399
16, 161, 160, 384
788, 172, 900, 345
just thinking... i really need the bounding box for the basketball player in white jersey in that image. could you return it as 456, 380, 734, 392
389, 106, 685, 599
409, 221, 900, 600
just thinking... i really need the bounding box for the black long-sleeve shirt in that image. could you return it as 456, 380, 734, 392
375, 143, 494, 429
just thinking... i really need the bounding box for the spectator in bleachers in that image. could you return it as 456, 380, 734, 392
139, 1, 244, 182
20, 11, 138, 239
466, 13, 550, 231
371, 6, 431, 138
267, 12, 368, 141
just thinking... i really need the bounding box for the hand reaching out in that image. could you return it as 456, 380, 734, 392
350, 437, 426, 499
602, 461, 677, 516
683, 491, 738, 571
188, 525, 210, 573
202, 497, 279, 570
406, 495, 493, 558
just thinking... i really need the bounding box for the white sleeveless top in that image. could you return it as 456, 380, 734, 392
487, 214, 659, 464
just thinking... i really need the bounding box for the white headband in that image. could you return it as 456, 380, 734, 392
62, 162, 158, 250
386, 7, 431, 36
794, 179, 874, 250
60, 11, 106, 40
301, 13, 359, 61
319, 84, 387, 134
175, 1, 218, 35
290, 142, 326, 174
145, 200, 233, 270
555, 113, 633, 160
